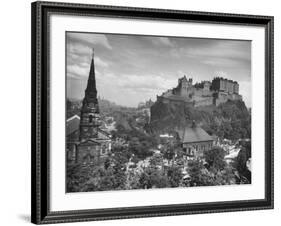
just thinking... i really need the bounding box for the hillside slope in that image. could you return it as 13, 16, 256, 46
148, 100, 251, 140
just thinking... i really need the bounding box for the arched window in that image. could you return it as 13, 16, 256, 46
89, 115, 93, 123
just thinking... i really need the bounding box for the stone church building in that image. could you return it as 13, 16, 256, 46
66, 49, 111, 164
177, 123, 214, 158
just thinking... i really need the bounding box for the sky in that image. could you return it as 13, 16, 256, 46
66, 32, 251, 108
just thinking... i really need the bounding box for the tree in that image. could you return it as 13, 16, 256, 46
139, 167, 170, 189
124, 170, 141, 189
162, 143, 176, 161
187, 159, 215, 187
149, 153, 164, 168
167, 165, 182, 187
104, 157, 111, 169
149, 99, 251, 140
233, 141, 251, 183
129, 136, 153, 159
67, 163, 93, 192
204, 147, 226, 171
187, 158, 236, 187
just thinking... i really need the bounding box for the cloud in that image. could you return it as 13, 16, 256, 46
66, 33, 251, 107
158, 37, 174, 47
67, 33, 112, 49
155, 37, 174, 47
239, 81, 252, 108
67, 58, 108, 79
213, 70, 230, 78
67, 64, 89, 78
66, 39, 109, 80
67, 42, 91, 55
95, 57, 108, 68
202, 58, 242, 67
106, 73, 177, 98
170, 40, 250, 65
89, 71, 179, 106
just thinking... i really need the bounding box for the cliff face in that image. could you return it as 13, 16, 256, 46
148, 99, 251, 140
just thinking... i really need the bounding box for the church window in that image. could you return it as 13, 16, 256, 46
89, 115, 93, 123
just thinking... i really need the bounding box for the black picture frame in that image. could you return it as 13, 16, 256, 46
31, 1, 274, 224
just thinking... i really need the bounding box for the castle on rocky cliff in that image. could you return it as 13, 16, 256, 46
157, 76, 242, 107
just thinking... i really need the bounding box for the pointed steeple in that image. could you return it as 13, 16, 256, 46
79, 48, 101, 142
84, 48, 98, 105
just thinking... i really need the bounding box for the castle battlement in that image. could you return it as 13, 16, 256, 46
158, 76, 242, 107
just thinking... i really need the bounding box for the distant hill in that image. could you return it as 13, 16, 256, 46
98, 98, 119, 114
147, 99, 251, 140
66, 98, 134, 114
98, 97, 137, 114
67, 97, 140, 132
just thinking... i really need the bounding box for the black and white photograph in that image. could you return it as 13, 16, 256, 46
66, 32, 252, 193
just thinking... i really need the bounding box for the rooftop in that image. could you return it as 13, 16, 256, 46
177, 126, 213, 143
66, 115, 80, 136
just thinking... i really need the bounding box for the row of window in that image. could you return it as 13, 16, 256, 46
184, 143, 212, 155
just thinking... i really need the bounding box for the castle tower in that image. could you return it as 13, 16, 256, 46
178, 75, 193, 97
79, 48, 101, 141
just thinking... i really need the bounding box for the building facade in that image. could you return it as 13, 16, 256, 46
177, 124, 214, 158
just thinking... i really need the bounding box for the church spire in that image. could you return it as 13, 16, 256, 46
84, 48, 98, 105
79, 48, 100, 141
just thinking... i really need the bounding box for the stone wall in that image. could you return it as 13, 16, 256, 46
214, 92, 242, 106
212, 77, 239, 94
193, 96, 214, 107
76, 141, 110, 163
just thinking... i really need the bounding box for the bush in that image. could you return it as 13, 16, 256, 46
204, 147, 226, 170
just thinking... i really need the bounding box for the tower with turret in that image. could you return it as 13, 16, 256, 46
176, 75, 193, 97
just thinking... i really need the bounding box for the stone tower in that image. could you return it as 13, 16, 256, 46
178, 76, 192, 97
79, 48, 101, 141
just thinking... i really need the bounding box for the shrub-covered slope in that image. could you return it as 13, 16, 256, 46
148, 100, 251, 140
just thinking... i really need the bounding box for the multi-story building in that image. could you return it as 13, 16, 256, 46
211, 77, 239, 94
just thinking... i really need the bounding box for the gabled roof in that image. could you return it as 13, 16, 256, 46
177, 127, 213, 143
79, 139, 101, 145
66, 115, 80, 136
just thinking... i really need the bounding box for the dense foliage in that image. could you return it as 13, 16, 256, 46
232, 141, 251, 183
149, 100, 251, 140
204, 147, 226, 171
67, 146, 241, 192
